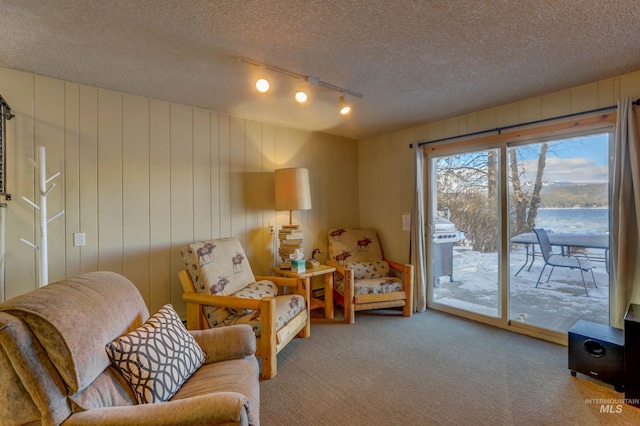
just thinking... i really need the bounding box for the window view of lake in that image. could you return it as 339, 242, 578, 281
533, 207, 609, 233
430, 132, 612, 335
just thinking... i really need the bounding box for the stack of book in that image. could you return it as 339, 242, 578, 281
278, 224, 304, 267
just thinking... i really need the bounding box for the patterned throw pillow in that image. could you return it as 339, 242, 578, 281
105, 304, 205, 404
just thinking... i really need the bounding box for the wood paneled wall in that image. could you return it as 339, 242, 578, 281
0, 67, 359, 316
358, 70, 640, 263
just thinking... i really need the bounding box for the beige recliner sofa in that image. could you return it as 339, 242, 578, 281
0, 271, 260, 425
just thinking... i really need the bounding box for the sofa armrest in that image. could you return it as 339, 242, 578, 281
62, 392, 251, 426
189, 325, 256, 364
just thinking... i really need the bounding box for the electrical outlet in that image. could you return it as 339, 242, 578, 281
402, 214, 411, 231
73, 232, 85, 247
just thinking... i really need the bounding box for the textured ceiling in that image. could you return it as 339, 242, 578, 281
1, 0, 640, 140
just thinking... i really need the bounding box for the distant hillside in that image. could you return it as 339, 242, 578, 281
518, 182, 608, 208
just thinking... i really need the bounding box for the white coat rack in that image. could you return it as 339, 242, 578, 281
20, 146, 64, 287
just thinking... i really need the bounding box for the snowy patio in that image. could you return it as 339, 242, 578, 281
433, 245, 610, 333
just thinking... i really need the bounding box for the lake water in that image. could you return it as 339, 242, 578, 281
534, 208, 609, 233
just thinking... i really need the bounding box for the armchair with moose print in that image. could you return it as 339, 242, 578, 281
327, 228, 414, 324
179, 237, 310, 379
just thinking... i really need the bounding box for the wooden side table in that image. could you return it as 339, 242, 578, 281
272, 265, 335, 319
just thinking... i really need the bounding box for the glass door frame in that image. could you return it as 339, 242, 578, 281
423, 117, 615, 345
426, 142, 510, 333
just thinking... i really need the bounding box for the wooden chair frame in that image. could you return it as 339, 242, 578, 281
178, 269, 310, 379
327, 259, 414, 324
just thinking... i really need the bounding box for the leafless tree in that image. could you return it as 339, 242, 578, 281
436, 144, 548, 252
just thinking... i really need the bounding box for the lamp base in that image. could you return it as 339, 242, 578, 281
278, 224, 304, 264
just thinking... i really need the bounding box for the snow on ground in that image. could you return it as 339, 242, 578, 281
433, 246, 609, 332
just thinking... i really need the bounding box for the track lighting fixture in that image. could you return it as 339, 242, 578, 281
239, 57, 362, 116
256, 78, 270, 93
338, 95, 352, 116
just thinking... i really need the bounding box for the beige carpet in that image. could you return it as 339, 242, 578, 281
260, 308, 640, 425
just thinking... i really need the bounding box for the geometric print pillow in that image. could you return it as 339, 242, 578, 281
105, 304, 205, 404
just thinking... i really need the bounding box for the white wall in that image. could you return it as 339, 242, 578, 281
0, 67, 360, 316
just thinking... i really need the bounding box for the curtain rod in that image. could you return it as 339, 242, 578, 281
0, 95, 14, 120
409, 97, 640, 148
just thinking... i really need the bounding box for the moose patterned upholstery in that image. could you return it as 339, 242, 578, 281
327, 228, 414, 324
180, 237, 310, 379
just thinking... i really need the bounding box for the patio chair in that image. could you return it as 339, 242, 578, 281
533, 228, 597, 296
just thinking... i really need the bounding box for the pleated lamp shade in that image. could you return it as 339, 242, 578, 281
275, 168, 312, 220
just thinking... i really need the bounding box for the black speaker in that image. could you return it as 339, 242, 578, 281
568, 319, 624, 392
625, 304, 640, 406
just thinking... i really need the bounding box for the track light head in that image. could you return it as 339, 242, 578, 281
338, 95, 352, 116
294, 91, 308, 104
256, 78, 270, 93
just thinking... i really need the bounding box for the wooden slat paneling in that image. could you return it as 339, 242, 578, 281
218, 114, 231, 237
78, 86, 99, 274
210, 112, 221, 239
64, 83, 81, 277
169, 104, 194, 313
97, 89, 123, 273
193, 108, 212, 241
149, 99, 171, 314
229, 116, 247, 247
123, 94, 150, 304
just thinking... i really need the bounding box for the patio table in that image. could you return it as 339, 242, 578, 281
511, 232, 610, 276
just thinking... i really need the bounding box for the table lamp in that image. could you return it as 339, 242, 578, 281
275, 167, 311, 265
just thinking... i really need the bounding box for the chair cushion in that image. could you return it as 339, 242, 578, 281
231, 295, 306, 337
182, 238, 261, 328
328, 228, 384, 264
335, 276, 403, 296
345, 261, 391, 279
171, 357, 260, 425
106, 304, 205, 404
228, 280, 279, 316
186, 238, 257, 296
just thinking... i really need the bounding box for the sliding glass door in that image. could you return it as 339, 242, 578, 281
426, 129, 612, 337
429, 148, 502, 319
507, 134, 611, 332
